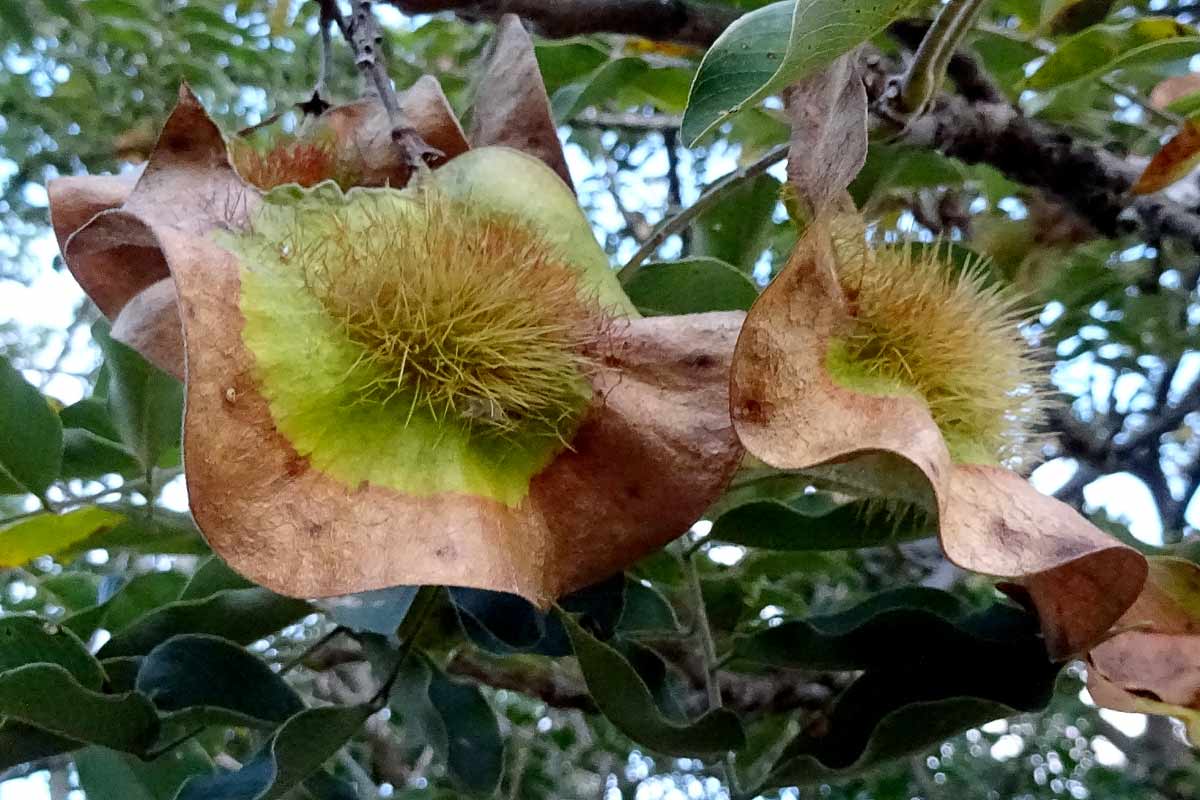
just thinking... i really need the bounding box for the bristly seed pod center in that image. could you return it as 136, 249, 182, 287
291, 189, 603, 443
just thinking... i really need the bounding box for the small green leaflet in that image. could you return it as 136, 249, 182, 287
682, 0, 919, 145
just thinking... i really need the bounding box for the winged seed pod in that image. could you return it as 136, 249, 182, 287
48, 20, 744, 604
728, 218, 1147, 659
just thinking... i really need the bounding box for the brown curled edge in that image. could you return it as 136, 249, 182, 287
728, 222, 1147, 659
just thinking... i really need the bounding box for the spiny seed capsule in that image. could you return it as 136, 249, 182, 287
286, 190, 604, 443
826, 219, 1048, 470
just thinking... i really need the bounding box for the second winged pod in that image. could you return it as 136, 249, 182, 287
729, 216, 1148, 660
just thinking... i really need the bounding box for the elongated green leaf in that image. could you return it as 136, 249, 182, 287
729, 592, 1062, 790
94, 321, 184, 471
711, 498, 933, 551
62, 570, 190, 641
179, 556, 255, 601
175, 704, 374, 800
626, 258, 760, 316
38, 572, 103, 612
1041, 0, 1116, 35
731, 588, 990, 669
1025, 18, 1200, 90
99, 587, 312, 659
0, 614, 105, 688
0, 664, 158, 752
0, 507, 127, 567
426, 657, 505, 795
551, 57, 650, 119
0, 356, 63, 497
763, 695, 1037, 788
137, 635, 305, 729
76, 742, 214, 800
315, 585, 418, 638
682, 0, 918, 144
61, 428, 142, 480
55, 508, 209, 562
0, 722, 81, 770
60, 397, 120, 440
451, 574, 624, 657
563, 612, 745, 757
691, 173, 782, 272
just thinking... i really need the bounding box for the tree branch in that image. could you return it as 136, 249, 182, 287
386, 0, 741, 46
866, 67, 1200, 249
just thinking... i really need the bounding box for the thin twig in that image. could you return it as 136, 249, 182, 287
619, 143, 788, 280
679, 548, 744, 799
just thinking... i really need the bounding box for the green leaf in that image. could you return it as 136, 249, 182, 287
681, 0, 919, 144
0, 0, 35, 44
0, 614, 105, 687
618, 578, 680, 634
60, 428, 143, 481
136, 635, 305, 729
562, 611, 745, 757
174, 704, 374, 800
730, 587, 986, 669
691, 173, 782, 271
0, 507, 127, 568
94, 321, 184, 471
849, 144, 966, 206
76, 742, 215, 800
426, 656, 504, 795
98, 587, 312, 659
1166, 92, 1200, 117
764, 696, 1042, 788
0, 356, 63, 498
315, 585, 419, 638
38, 572, 103, 612
62, 571, 190, 641
451, 575, 625, 657
55, 508, 209, 562
535, 41, 608, 91
551, 58, 650, 119
1041, 0, 1116, 35
0, 722, 81, 770
1025, 18, 1200, 91
60, 397, 121, 441
728, 592, 1062, 789
710, 498, 933, 551
0, 664, 158, 752
179, 556, 255, 601
625, 258, 759, 316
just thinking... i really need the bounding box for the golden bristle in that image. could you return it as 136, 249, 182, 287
831, 221, 1048, 470
291, 189, 603, 442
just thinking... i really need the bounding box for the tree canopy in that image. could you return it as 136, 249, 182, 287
2, 1, 1200, 798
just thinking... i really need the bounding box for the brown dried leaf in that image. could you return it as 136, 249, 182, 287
160, 221, 741, 602
784, 52, 868, 216
47, 171, 140, 257
111, 278, 184, 380
58, 85, 259, 319
1087, 667, 1200, 742
1087, 557, 1200, 731
1133, 118, 1200, 195
729, 224, 1146, 657
320, 76, 469, 187
470, 14, 574, 190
